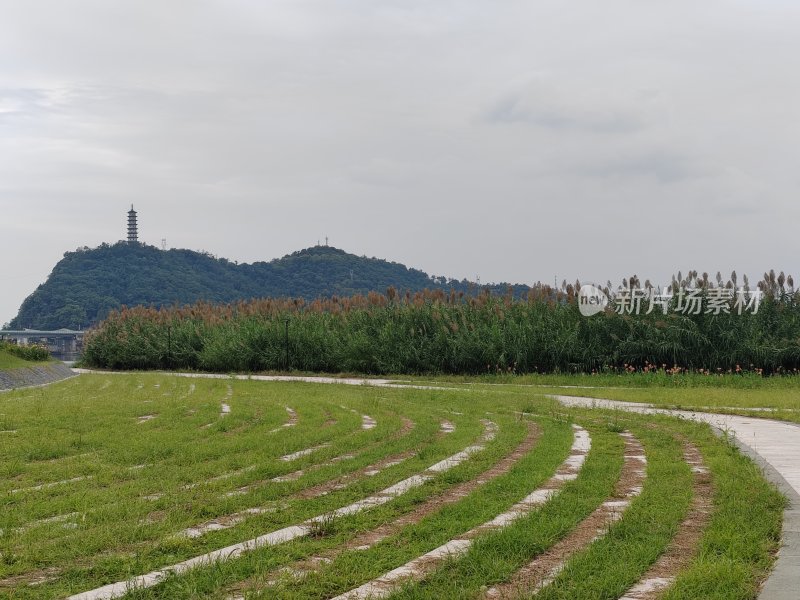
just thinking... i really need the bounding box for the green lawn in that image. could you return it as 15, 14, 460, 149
388, 372, 800, 422
0, 373, 785, 599
0, 349, 35, 370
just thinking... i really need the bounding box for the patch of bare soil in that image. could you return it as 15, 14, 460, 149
322, 408, 337, 427
0, 566, 61, 589
394, 417, 415, 439
11, 541, 148, 591
142, 510, 166, 525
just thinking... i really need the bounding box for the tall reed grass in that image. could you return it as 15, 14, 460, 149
82, 272, 800, 375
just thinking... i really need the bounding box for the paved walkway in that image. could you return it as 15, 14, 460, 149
551, 394, 800, 600
551, 395, 800, 497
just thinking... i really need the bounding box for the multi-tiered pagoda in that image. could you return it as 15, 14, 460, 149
127, 205, 138, 243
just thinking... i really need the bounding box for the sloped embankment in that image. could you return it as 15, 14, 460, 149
0, 362, 75, 391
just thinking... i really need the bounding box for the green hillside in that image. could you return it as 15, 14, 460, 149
10, 243, 529, 330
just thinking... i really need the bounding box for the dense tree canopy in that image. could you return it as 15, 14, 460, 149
11, 243, 527, 330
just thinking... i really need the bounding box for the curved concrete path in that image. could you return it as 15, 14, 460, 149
551, 394, 800, 600
70, 370, 799, 598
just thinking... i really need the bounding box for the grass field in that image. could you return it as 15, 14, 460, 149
0, 349, 38, 371
0, 373, 785, 599
393, 372, 800, 423
0, 343, 52, 370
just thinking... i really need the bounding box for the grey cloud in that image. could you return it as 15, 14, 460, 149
0, 88, 61, 118
485, 93, 644, 134
481, 75, 649, 134
2, 1, 800, 323
567, 150, 706, 183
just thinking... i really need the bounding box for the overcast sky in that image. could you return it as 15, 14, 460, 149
2, 1, 799, 325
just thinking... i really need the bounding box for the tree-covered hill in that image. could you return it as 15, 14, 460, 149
10, 243, 529, 330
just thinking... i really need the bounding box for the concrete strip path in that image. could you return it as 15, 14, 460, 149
65, 420, 496, 600
551, 395, 800, 497
329, 426, 591, 600
551, 394, 800, 600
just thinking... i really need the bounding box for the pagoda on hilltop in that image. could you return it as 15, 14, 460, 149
127, 205, 138, 243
